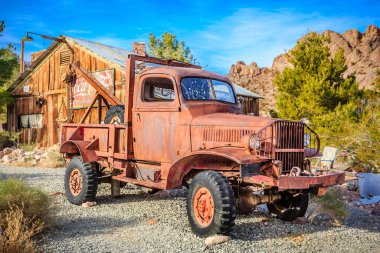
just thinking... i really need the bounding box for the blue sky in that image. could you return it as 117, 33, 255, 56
1, 0, 379, 74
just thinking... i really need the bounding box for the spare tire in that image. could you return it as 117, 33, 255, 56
104, 106, 125, 124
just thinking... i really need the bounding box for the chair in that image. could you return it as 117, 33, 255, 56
314, 146, 338, 173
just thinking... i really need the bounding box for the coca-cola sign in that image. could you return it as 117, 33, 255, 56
73, 68, 115, 109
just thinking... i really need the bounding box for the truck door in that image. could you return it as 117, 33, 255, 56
132, 74, 180, 162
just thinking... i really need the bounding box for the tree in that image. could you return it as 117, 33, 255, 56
149, 32, 194, 63
0, 21, 18, 122
274, 32, 362, 138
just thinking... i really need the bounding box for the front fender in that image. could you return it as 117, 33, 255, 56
60, 140, 98, 163
165, 147, 267, 189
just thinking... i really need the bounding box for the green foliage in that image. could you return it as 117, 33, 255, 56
149, 32, 194, 63
0, 131, 22, 148
311, 187, 349, 223
0, 21, 18, 121
0, 178, 52, 252
0, 178, 51, 223
275, 33, 362, 128
331, 72, 380, 172
20, 143, 37, 152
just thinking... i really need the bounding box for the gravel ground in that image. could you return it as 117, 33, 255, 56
1, 165, 379, 253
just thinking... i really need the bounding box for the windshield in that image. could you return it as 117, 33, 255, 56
180, 78, 236, 103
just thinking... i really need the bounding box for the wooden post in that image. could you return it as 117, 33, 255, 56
98, 96, 102, 123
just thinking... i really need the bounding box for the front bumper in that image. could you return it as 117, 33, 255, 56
243, 171, 345, 190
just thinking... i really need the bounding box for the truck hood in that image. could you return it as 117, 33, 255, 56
191, 113, 274, 130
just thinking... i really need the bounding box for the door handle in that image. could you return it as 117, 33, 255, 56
136, 113, 141, 122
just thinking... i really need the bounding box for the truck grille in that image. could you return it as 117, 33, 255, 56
255, 120, 319, 174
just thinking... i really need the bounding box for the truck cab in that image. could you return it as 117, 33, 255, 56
60, 55, 345, 237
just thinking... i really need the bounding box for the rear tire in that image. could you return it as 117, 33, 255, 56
104, 106, 125, 124
64, 157, 98, 205
187, 171, 236, 237
267, 191, 308, 221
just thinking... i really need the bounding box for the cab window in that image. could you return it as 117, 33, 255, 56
142, 77, 175, 102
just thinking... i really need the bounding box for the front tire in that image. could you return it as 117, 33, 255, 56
187, 171, 236, 237
267, 191, 308, 221
64, 157, 98, 205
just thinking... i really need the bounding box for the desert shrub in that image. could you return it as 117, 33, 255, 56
0, 178, 52, 252
0, 131, 11, 149
40, 150, 66, 168
0, 131, 22, 149
20, 143, 37, 152
0, 206, 44, 253
0, 178, 51, 223
311, 187, 349, 223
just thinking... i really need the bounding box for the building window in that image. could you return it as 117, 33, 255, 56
60, 50, 71, 65
19, 114, 43, 129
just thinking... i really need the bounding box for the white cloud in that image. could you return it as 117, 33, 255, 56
186, 8, 377, 74
63, 29, 92, 35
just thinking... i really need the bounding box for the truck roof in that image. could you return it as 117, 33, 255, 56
139, 66, 231, 84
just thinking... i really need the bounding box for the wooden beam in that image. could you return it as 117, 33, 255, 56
102, 96, 110, 109
71, 63, 122, 106
98, 96, 102, 123
80, 93, 99, 123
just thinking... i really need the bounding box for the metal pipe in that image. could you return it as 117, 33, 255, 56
236, 187, 282, 213
19, 39, 25, 74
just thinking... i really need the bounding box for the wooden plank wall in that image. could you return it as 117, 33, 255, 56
241, 97, 259, 116
9, 42, 126, 147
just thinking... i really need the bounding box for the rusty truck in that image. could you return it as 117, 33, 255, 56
60, 54, 345, 237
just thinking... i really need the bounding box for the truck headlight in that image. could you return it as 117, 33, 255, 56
250, 136, 261, 150
304, 133, 311, 147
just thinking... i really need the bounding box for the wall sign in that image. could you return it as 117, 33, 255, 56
73, 68, 115, 109
23, 85, 30, 93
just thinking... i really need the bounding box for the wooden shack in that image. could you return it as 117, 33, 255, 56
7, 36, 262, 147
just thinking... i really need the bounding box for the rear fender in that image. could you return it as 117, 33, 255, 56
60, 140, 98, 163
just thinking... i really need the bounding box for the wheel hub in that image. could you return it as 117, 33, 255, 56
69, 168, 82, 196
110, 116, 121, 124
193, 187, 214, 227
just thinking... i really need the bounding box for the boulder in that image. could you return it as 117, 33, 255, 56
82, 202, 97, 208
34, 154, 41, 161
293, 216, 309, 225
3, 147, 14, 155
371, 204, 380, 216
24, 151, 36, 157
47, 144, 60, 152
13, 148, 24, 155
347, 180, 359, 191
2, 155, 12, 164
205, 235, 231, 246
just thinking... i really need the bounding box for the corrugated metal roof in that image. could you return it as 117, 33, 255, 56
66, 36, 133, 69
9, 35, 263, 101
232, 83, 263, 99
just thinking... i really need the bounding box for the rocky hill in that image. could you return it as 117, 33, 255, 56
228, 25, 380, 115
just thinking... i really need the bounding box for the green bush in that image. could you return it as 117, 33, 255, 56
20, 143, 37, 152
0, 131, 11, 150
0, 178, 51, 223
312, 187, 349, 223
0, 178, 52, 253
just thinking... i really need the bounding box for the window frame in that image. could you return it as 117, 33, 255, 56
179, 77, 237, 104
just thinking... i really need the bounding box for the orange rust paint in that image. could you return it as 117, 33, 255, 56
193, 187, 214, 227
